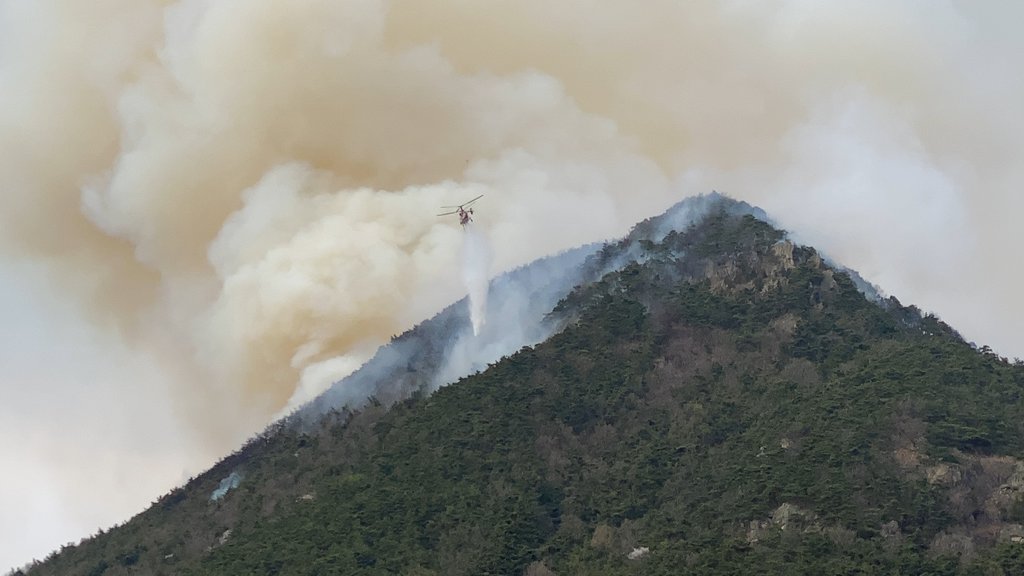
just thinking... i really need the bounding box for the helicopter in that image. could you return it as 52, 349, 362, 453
438, 195, 483, 227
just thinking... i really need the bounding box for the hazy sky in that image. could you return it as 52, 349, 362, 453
2, 1, 1023, 570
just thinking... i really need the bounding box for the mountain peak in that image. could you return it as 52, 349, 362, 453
20, 195, 1024, 576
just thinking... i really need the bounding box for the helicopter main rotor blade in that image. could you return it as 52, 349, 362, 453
439, 194, 484, 210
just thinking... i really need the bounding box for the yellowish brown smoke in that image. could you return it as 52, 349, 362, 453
2, 0, 1022, 452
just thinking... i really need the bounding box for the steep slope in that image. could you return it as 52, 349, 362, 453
18, 197, 1024, 575
298, 192, 730, 420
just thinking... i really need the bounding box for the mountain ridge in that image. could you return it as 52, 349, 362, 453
16, 194, 1024, 575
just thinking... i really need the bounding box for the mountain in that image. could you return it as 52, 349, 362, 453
16, 195, 1024, 576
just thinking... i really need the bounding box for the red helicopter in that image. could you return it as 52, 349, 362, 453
438, 195, 483, 227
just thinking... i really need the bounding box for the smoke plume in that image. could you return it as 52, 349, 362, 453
2, 3, 1023, 565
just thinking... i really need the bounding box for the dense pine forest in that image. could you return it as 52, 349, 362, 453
19, 200, 1024, 575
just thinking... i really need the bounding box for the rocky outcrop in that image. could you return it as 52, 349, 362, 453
897, 446, 1024, 555
747, 503, 822, 543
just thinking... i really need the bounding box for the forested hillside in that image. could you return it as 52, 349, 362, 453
19, 200, 1024, 575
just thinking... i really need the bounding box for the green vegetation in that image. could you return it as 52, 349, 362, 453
21, 203, 1024, 575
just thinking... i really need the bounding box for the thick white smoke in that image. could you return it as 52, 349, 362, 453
2, 0, 1023, 569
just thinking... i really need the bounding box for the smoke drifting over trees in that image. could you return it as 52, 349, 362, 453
1, 1, 1022, 569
